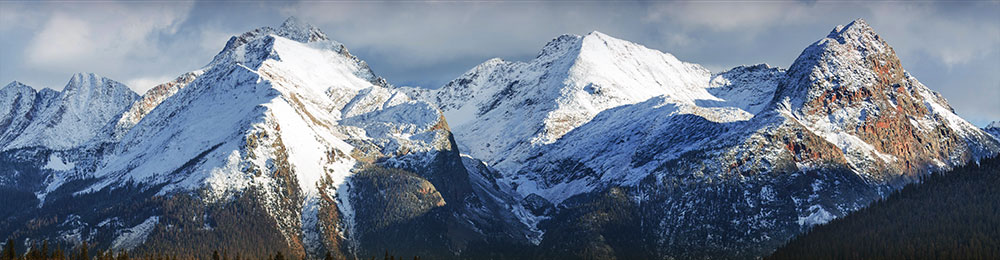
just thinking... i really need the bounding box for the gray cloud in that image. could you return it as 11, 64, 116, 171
0, 0, 997, 125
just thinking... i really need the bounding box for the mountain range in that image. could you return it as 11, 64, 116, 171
1, 17, 997, 259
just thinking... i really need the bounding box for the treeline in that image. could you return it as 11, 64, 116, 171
2, 239, 171, 260
767, 155, 1000, 259
1, 239, 421, 260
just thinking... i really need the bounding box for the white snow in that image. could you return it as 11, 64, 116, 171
111, 216, 159, 250
409, 31, 728, 175
334, 177, 357, 249
300, 197, 322, 255
43, 153, 75, 171
914, 82, 982, 138
797, 205, 835, 227
4, 73, 138, 151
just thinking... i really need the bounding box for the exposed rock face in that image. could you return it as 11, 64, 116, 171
774, 19, 998, 180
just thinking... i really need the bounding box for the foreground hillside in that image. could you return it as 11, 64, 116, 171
768, 155, 1000, 259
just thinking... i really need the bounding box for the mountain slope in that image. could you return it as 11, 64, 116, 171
108, 71, 204, 140
0, 18, 529, 259
768, 155, 1000, 260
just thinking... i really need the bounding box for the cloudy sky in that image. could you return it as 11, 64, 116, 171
1, 0, 998, 125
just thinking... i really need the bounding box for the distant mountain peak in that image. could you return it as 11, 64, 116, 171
2, 73, 138, 151
64, 72, 134, 94
4, 80, 29, 89
414, 30, 717, 172
61, 73, 137, 109
985, 121, 1000, 141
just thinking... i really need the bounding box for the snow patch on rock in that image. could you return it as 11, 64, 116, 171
112, 216, 159, 250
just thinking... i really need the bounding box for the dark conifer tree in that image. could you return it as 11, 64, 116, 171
78, 242, 89, 260
53, 246, 65, 260
2, 239, 13, 260
40, 241, 49, 260
769, 155, 1000, 259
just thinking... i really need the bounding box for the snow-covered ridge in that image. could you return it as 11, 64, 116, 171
1, 73, 138, 151
708, 64, 785, 115
0, 81, 41, 145
406, 31, 737, 174
111, 70, 204, 139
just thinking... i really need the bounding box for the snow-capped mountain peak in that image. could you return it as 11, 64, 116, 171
0, 81, 40, 145
827, 19, 882, 48
2, 73, 138, 151
277, 16, 330, 43
208, 17, 331, 68
984, 121, 1000, 141
404, 30, 737, 174
3, 80, 30, 90
777, 19, 892, 106
207, 17, 386, 89
769, 18, 998, 179
60, 73, 137, 114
